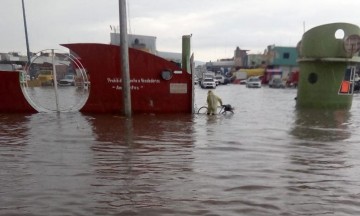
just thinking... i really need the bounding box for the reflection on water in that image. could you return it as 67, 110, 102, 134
291, 109, 351, 141
0, 113, 32, 210
1, 85, 360, 215
286, 107, 360, 215
88, 114, 196, 214
282, 141, 359, 215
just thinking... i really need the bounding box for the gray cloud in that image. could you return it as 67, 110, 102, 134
1, 0, 360, 61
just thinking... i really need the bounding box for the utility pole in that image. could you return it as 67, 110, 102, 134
21, 0, 31, 64
119, 0, 132, 117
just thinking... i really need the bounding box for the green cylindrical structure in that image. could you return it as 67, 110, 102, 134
296, 23, 360, 109
182, 35, 191, 72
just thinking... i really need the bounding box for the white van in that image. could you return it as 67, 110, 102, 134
215, 75, 226, 85
201, 77, 216, 89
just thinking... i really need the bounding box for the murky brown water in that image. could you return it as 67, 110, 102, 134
1, 85, 360, 215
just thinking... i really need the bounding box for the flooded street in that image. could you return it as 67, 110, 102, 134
2, 84, 360, 215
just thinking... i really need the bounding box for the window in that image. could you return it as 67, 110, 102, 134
308, 72, 318, 84
339, 67, 356, 95
283, 52, 290, 59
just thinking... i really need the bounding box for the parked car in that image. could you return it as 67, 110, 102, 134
239, 79, 247, 85
224, 76, 231, 84
201, 77, 216, 89
37, 70, 54, 86
246, 76, 262, 88
215, 75, 228, 85
269, 77, 285, 88
58, 74, 75, 86
194, 76, 199, 85
286, 71, 299, 88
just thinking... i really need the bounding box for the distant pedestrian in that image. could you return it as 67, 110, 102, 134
207, 90, 222, 115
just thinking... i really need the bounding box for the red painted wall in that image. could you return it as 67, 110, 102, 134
0, 71, 36, 113
62, 43, 192, 114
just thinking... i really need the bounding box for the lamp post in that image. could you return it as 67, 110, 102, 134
21, 0, 31, 64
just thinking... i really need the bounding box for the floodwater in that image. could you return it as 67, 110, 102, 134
1, 84, 360, 216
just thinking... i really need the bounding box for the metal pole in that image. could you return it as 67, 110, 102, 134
119, 0, 132, 117
21, 0, 31, 64
52, 49, 60, 112
303, 21, 306, 33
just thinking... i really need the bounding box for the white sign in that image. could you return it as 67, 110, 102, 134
170, 83, 187, 94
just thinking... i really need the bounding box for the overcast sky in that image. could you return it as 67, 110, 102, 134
1, 0, 360, 62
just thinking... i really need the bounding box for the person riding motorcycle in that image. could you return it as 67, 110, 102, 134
207, 90, 223, 115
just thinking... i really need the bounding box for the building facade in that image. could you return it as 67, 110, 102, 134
265, 45, 299, 77
110, 33, 183, 66
110, 33, 157, 54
